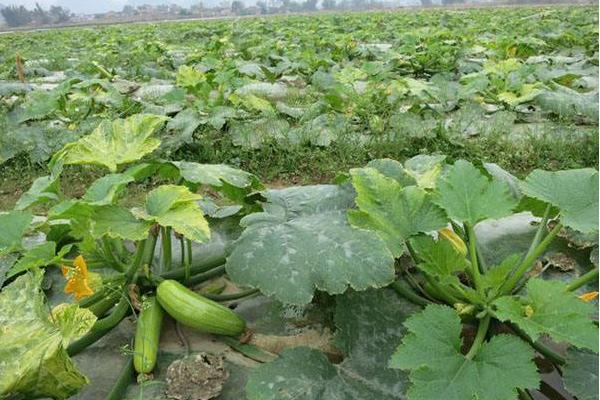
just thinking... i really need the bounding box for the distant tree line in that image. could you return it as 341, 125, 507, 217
1, 3, 73, 27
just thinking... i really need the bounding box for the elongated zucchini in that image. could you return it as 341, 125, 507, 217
134, 296, 163, 374
157, 280, 246, 336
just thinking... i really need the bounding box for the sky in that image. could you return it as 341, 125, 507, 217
0, 1, 211, 14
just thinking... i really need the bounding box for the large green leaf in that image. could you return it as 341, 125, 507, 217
348, 167, 447, 257
166, 161, 262, 192
520, 169, 599, 234
404, 155, 446, 189
0, 270, 96, 399
226, 185, 394, 304
7, 242, 72, 279
51, 114, 167, 172
493, 279, 598, 351
435, 160, 517, 225
563, 348, 598, 400
0, 210, 32, 253
246, 289, 418, 399
389, 305, 539, 400
82, 173, 135, 205
409, 234, 466, 283
91, 205, 152, 241
132, 185, 210, 243
14, 174, 61, 211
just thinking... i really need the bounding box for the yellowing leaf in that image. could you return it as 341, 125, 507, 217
578, 291, 599, 302
62, 255, 94, 300
438, 228, 467, 256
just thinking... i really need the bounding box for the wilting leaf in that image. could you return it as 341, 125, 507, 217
132, 185, 210, 242
50, 114, 167, 172
227, 185, 394, 304
246, 289, 417, 399
493, 279, 598, 352
521, 169, 599, 234
389, 305, 539, 400
0, 270, 96, 399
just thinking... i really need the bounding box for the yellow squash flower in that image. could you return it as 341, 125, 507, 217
62, 255, 94, 300
438, 228, 467, 256
578, 291, 599, 302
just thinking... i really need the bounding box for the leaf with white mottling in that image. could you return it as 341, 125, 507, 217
226, 185, 394, 304
563, 348, 598, 400
0, 210, 32, 253
246, 289, 417, 399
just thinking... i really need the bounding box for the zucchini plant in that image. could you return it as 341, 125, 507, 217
0, 113, 262, 398
230, 156, 598, 400
0, 114, 596, 400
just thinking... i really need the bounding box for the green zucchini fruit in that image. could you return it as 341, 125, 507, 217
156, 279, 246, 336
134, 296, 163, 374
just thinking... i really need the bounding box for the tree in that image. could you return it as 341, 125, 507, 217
49, 6, 72, 23
302, 0, 318, 11
32, 3, 50, 25
231, 0, 245, 14
257, 1, 268, 14
1, 5, 32, 27
322, 0, 337, 9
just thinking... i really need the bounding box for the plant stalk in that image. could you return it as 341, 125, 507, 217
523, 204, 552, 263
160, 227, 172, 273
465, 314, 490, 360
390, 280, 431, 307
567, 267, 599, 292
465, 224, 482, 292
105, 356, 134, 400
508, 323, 565, 365
205, 288, 260, 302
502, 222, 563, 295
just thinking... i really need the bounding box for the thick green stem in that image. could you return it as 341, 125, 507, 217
517, 389, 534, 400
465, 314, 490, 360
101, 238, 126, 272
567, 267, 599, 292
424, 276, 461, 304
68, 297, 131, 356
390, 280, 431, 307
161, 257, 226, 281
187, 265, 226, 286
185, 239, 193, 284
106, 357, 134, 400
502, 222, 563, 295
160, 227, 172, 273
465, 224, 482, 293
205, 288, 260, 302
179, 236, 185, 271
524, 205, 552, 262
88, 289, 121, 317
142, 228, 159, 273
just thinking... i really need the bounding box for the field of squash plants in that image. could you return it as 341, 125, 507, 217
0, 5, 598, 400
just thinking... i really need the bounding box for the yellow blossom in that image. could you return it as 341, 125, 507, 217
62, 255, 94, 300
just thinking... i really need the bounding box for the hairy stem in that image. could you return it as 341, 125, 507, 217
465, 224, 482, 292
502, 222, 563, 295
106, 356, 134, 400
205, 288, 260, 302
465, 314, 490, 360
567, 267, 599, 292
390, 280, 432, 307
524, 204, 552, 262
160, 227, 172, 273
